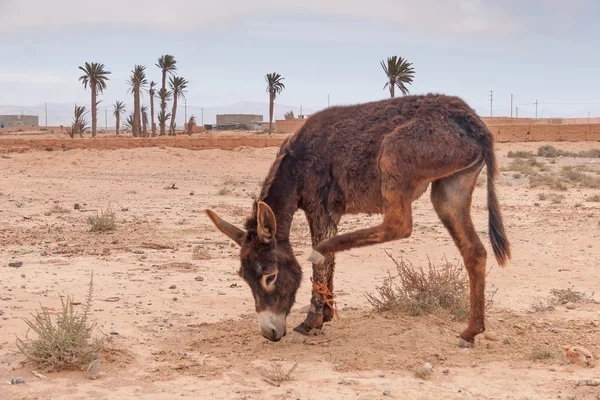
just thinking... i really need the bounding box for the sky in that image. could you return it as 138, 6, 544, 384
1, 0, 599, 121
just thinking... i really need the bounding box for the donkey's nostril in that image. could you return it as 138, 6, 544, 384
271, 329, 277, 340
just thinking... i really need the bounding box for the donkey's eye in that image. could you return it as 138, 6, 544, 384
265, 274, 277, 286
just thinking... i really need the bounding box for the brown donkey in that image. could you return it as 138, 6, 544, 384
205, 94, 510, 347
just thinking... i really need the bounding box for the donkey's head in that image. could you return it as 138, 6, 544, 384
204, 201, 301, 342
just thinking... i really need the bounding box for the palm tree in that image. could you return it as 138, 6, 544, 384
141, 105, 148, 136
265, 73, 285, 135
168, 76, 188, 135
156, 55, 177, 136
157, 88, 172, 136
113, 101, 125, 135
78, 62, 111, 137
67, 105, 89, 138
187, 115, 196, 134
380, 56, 415, 98
127, 65, 147, 137
148, 81, 157, 137
124, 114, 134, 132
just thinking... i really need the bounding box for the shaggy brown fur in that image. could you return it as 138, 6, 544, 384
205, 93, 510, 346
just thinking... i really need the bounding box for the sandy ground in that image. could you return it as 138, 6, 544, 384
1, 141, 600, 400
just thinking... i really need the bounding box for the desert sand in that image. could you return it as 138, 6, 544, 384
1, 139, 599, 400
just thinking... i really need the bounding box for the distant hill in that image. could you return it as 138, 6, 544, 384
0, 101, 320, 128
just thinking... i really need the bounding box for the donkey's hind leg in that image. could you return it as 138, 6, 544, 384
430, 161, 487, 347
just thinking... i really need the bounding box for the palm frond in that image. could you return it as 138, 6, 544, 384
168, 76, 189, 99
380, 56, 415, 96
113, 101, 126, 117
265, 72, 285, 96
78, 62, 111, 93
156, 55, 177, 74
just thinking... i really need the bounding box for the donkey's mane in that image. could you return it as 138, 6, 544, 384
259, 134, 294, 200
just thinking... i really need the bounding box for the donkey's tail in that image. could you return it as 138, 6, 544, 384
481, 132, 511, 266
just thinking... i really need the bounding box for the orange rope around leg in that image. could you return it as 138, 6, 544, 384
310, 277, 339, 320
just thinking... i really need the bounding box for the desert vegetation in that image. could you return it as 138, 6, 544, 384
1, 141, 599, 399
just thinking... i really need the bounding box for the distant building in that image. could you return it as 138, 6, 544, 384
216, 114, 263, 126
0, 114, 39, 128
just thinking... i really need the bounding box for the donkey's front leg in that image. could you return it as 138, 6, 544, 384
293, 252, 335, 336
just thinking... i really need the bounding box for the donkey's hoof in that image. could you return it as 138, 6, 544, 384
293, 322, 322, 336
307, 249, 326, 264
458, 337, 474, 348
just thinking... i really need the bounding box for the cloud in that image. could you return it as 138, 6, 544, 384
0, 0, 584, 37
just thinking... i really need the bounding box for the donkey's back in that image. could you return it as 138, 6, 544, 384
291, 94, 491, 215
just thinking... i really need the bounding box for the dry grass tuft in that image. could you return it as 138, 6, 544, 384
366, 252, 479, 321
537, 145, 600, 158
537, 192, 565, 203
255, 361, 298, 385
586, 194, 600, 202
551, 286, 595, 305
560, 167, 600, 189
529, 174, 568, 191
502, 158, 549, 176
218, 187, 232, 196
507, 150, 535, 159
531, 348, 555, 361
413, 367, 432, 380
87, 205, 117, 232
16, 272, 106, 371
530, 286, 596, 313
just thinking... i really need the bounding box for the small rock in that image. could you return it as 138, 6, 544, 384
10, 378, 25, 385
484, 331, 499, 341
74, 203, 80, 210
169, 285, 177, 289
383, 390, 391, 396
217, 291, 226, 295
195, 276, 204, 282
121, 207, 129, 212
87, 359, 101, 380
0, 310, 4, 316
190, 192, 194, 196
423, 362, 433, 371
565, 302, 576, 310
550, 327, 563, 333
8, 261, 23, 268
173, 297, 178, 301
159, 288, 165, 292
443, 369, 449, 374
110, 331, 119, 335
378, 374, 385, 378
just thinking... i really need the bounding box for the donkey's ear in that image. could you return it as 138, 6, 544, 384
256, 201, 277, 244
204, 209, 244, 246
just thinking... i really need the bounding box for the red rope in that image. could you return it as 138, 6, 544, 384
310, 277, 339, 320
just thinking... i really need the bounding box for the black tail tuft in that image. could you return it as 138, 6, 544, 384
482, 133, 511, 266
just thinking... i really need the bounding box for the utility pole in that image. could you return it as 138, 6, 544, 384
510, 94, 513, 118
489, 90, 493, 117
516, 107, 519, 119
45, 103, 48, 126
535, 99, 538, 119
184, 98, 187, 123
201, 108, 204, 126
300, 105, 303, 117
105, 108, 108, 131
